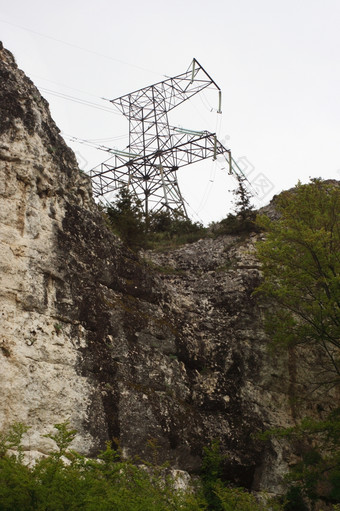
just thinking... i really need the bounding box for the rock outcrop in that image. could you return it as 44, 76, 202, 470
0, 43, 333, 493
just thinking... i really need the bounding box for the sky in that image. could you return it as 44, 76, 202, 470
1, 0, 340, 224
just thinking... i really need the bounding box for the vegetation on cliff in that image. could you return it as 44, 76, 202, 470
209, 173, 258, 236
104, 188, 206, 250
0, 423, 282, 511
256, 178, 340, 509
256, 178, 340, 384
104, 175, 258, 251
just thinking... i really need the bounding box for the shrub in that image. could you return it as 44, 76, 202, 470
105, 188, 146, 250
0, 423, 205, 511
104, 191, 207, 251
0, 423, 286, 511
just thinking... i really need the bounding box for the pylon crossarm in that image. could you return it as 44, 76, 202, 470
90, 133, 230, 179
89, 133, 235, 215
110, 59, 221, 118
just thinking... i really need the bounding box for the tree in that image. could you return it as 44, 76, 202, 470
105, 188, 146, 249
232, 173, 254, 222
212, 174, 257, 236
256, 179, 340, 386
256, 179, 340, 508
147, 209, 204, 241
105, 191, 206, 250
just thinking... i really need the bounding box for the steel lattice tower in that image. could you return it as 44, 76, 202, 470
89, 59, 237, 217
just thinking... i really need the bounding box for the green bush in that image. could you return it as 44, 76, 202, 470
283, 486, 309, 511
145, 213, 206, 250
104, 190, 207, 251
200, 440, 224, 511
105, 188, 146, 250
0, 423, 286, 511
210, 212, 258, 237
215, 484, 283, 511
0, 422, 205, 511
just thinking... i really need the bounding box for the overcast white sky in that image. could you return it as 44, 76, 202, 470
1, 0, 340, 224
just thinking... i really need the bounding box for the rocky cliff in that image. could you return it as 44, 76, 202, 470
0, 43, 331, 493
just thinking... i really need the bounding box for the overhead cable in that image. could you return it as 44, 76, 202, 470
0, 18, 162, 77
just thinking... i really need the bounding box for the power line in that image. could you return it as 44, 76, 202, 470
62, 132, 127, 146
31, 73, 109, 101
84, 135, 127, 143
38, 87, 119, 114
62, 134, 123, 156
0, 18, 163, 77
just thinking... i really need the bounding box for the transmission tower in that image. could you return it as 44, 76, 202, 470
89, 58, 239, 217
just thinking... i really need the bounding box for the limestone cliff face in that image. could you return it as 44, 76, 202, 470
0, 43, 330, 493
0, 42, 98, 457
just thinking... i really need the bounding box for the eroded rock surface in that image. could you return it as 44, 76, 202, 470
0, 43, 332, 492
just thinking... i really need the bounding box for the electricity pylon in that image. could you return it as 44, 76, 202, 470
89, 58, 236, 217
